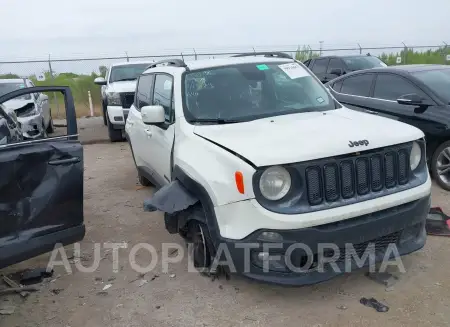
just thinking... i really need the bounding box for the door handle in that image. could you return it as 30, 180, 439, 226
144, 129, 152, 137
48, 157, 80, 165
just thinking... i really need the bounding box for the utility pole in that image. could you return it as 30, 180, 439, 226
319, 41, 324, 56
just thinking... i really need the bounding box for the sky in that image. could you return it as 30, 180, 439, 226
1, 0, 449, 74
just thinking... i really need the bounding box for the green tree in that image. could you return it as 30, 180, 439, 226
295, 45, 320, 62
99, 65, 107, 77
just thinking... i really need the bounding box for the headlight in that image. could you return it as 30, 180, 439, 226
259, 166, 291, 200
410, 141, 422, 171
106, 92, 122, 106
18, 104, 39, 117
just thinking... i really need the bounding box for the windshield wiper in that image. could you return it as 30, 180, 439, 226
189, 118, 244, 125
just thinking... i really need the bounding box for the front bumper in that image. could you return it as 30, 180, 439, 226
17, 115, 44, 139
211, 194, 430, 285
107, 106, 129, 128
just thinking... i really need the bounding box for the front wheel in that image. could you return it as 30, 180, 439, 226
107, 114, 123, 142
431, 140, 450, 191
102, 102, 107, 126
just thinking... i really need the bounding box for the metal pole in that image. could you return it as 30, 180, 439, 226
402, 42, 407, 64
357, 43, 362, 54
88, 91, 94, 117
319, 41, 324, 56
125, 52, 129, 62
193, 48, 197, 60
443, 42, 448, 64
48, 54, 60, 118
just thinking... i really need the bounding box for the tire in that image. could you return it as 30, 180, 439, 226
186, 209, 215, 273
46, 112, 54, 134
102, 102, 107, 126
138, 174, 152, 187
107, 115, 123, 142
431, 140, 450, 191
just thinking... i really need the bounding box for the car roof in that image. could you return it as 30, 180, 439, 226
143, 56, 293, 74
311, 55, 375, 60
0, 78, 25, 84
334, 64, 450, 77
386, 64, 450, 72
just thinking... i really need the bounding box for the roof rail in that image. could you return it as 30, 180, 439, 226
146, 58, 188, 70
232, 52, 293, 59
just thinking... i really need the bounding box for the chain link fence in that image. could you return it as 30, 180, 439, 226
1, 44, 449, 118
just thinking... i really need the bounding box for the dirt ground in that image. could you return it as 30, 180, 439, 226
1, 122, 450, 327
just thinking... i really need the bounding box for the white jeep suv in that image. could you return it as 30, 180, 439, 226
95, 61, 152, 141
126, 53, 431, 285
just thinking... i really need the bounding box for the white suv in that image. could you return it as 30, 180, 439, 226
126, 53, 431, 285
95, 61, 152, 141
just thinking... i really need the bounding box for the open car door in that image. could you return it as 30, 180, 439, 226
0, 86, 84, 269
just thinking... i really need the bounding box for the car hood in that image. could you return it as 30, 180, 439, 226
193, 108, 424, 167
2, 99, 34, 111
106, 81, 137, 93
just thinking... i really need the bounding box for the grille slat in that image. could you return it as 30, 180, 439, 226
120, 92, 135, 109
306, 147, 410, 205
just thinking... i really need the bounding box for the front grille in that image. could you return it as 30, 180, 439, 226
120, 92, 135, 109
305, 146, 410, 205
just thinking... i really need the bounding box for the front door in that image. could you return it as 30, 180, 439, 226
0, 86, 84, 269
143, 74, 175, 186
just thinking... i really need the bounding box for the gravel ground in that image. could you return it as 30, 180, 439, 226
1, 126, 450, 326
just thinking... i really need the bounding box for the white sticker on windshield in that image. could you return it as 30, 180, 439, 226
164, 79, 172, 90
316, 97, 324, 103
278, 63, 309, 79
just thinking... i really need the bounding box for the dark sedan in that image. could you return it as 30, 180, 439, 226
325, 64, 450, 191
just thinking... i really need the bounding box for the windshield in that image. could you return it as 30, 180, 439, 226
183, 61, 338, 123
412, 68, 450, 103
0, 82, 31, 100
343, 56, 387, 71
109, 64, 149, 83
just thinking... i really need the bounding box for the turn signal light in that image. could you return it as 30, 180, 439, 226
235, 171, 244, 194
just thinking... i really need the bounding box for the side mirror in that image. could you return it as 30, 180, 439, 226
397, 93, 426, 106
94, 77, 107, 86
329, 68, 343, 76
141, 105, 165, 124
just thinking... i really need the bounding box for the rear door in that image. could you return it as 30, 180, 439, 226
0, 86, 84, 269
330, 73, 376, 112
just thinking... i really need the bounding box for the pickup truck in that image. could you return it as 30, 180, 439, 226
94, 61, 152, 141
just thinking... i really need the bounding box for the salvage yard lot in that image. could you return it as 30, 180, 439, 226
1, 139, 450, 326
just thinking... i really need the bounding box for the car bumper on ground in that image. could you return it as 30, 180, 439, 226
107, 106, 129, 128
17, 115, 44, 139
212, 194, 430, 285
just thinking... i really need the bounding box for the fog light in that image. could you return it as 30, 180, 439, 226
114, 116, 124, 121
258, 231, 283, 242
251, 251, 289, 272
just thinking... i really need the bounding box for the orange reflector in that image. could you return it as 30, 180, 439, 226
235, 171, 245, 194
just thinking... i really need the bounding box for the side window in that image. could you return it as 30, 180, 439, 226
152, 74, 173, 122
374, 74, 426, 101
136, 74, 154, 111
311, 58, 329, 75
341, 74, 374, 97
327, 59, 345, 75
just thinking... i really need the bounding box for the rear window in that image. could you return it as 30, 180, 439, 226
183, 62, 338, 123
343, 56, 387, 71
109, 64, 150, 83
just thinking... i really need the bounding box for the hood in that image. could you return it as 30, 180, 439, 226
106, 80, 137, 93
193, 108, 424, 167
2, 99, 34, 111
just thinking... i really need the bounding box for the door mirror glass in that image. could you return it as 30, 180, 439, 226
141, 105, 165, 124
329, 68, 343, 76
94, 77, 107, 86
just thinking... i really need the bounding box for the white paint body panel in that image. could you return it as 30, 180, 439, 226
193, 108, 424, 167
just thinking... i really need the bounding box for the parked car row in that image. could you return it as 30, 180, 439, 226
1, 52, 443, 286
